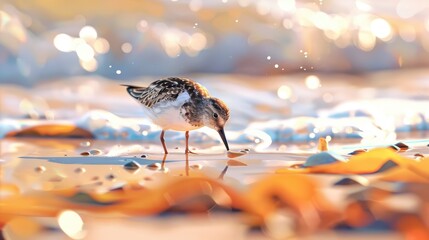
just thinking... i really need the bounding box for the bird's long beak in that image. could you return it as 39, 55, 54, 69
217, 128, 230, 151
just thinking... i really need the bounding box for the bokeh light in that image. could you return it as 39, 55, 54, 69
57, 210, 86, 239
53, 33, 74, 52
277, 85, 293, 100
305, 75, 321, 89
79, 26, 97, 41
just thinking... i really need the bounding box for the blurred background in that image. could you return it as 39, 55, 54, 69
1, 0, 429, 147
1, 0, 429, 85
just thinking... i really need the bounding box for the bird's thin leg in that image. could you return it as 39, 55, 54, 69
160, 130, 168, 154
185, 152, 189, 176
185, 131, 196, 154
185, 131, 190, 153
161, 153, 167, 170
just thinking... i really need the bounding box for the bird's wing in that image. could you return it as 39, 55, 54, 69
123, 77, 210, 108
122, 79, 186, 108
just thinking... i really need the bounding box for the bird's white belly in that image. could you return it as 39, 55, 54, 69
142, 92, 201, 131
153, 107, 200, 131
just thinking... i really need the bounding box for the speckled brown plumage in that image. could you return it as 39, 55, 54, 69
124, 77, 210, 108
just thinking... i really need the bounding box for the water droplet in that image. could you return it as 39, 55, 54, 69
267, 56, 271, 60
35, 166, 46, 173
74, 167, 86, 174
116, 70, 122, 75
58, 210, 86, 239
274, 64, 279, 68
277, 85, 292, 100
80, 141, 91, 147
305, 75, 321, 89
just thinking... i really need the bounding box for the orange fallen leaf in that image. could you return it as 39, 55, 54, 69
5, 124, 94, 138
317, 137, 328, 152
245, 174, 340, 229
277, 148, 410, 175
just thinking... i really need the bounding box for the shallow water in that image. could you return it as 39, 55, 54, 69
2, 70, 429, 148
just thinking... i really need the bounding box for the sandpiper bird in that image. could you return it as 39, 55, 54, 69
122, 77, 230, 154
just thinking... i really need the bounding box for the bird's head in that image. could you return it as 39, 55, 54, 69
203, 97, 230, 151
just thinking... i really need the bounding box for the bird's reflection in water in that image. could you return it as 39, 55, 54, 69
161, 153, 190, 177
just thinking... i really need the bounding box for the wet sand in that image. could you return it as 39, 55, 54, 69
2, 136, 429, 239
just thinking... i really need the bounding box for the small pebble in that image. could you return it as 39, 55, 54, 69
143, 176, 153, 181
74, 167, 86, 174
190, 164, 203, 170
80, 151, 90, 156
394, 142, 409, 151
94, 181, 103, 186
290, 163, 303, 169
91, 176, 100, 181
141, 154, 147, 158
240, 148, 251, 153
304, 151, 345, 167
123, 161, 141, 172
34, 166, 46, 173
89, 149, 102, 155
348, 149, 367, 155
388, 145, 400, 151
146, 163, 161, 170
105, 174, 116, 181
414, 153, 424, 159
48, 176, 64, 182
333, 176, 369, 186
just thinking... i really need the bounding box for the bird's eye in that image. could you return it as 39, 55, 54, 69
213, 113, 218, 118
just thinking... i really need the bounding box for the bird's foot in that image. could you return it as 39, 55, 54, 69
185, 149, 197, 154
